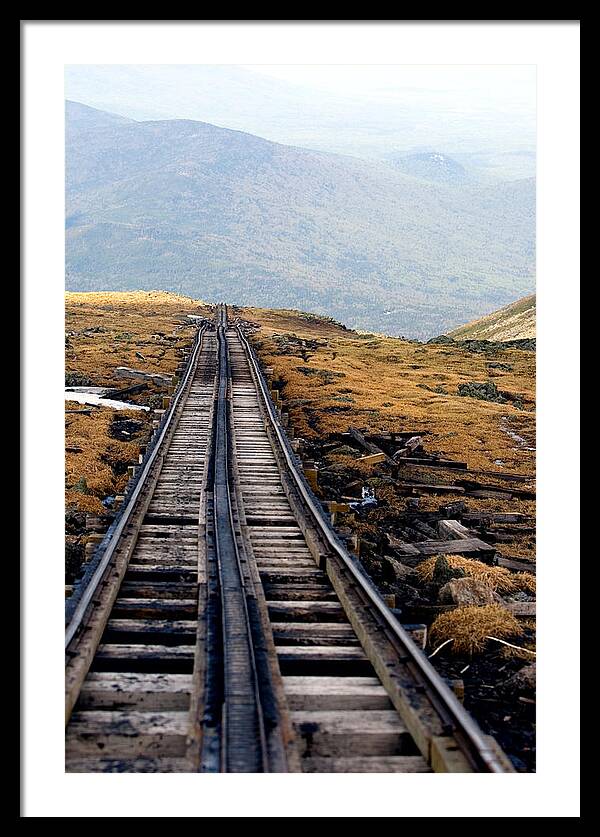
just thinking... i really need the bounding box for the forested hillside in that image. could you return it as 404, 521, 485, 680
66, 101, 535, 337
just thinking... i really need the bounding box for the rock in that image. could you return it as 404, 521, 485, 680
432, 555, 466, 585
457, 381, 507, 403
438, 577, 503, 606
329, 445, 361, 458
384, 556, 418, 582
427, 335, 455, 344
501, 663, 536, 696
488, 362, 513, 371
65, 371, 94, 387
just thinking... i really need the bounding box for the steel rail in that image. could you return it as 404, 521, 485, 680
65, 324, 208, 650
208, 307, 270, 771
236, 323, 505, 773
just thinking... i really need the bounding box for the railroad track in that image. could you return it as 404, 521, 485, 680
65, 305, 514, 773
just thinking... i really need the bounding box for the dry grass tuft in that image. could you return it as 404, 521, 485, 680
429, 604, 523, 656
514, 572, 536, 594
416, 554, 523, 593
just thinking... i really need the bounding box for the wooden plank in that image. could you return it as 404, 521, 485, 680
105, 619, 197, 639
457, 479, 535, 499
301, 756, 431, 773
66, 710, 189, 758
467, 489, 513, 500
504, 601, 536, 617
272, 622, 358, 646
291, 710, 412, 757
66, 757, 192, 773
497, 556, 536, 574
462, 512, 529, 524
93, 643, 194, 663
400, 458, 468, 470
78, 673, 192, 710
358, 452, 387, 466
438, 520, 472, 540
115, 366, 172, 385
392, 537, 496, 564
348, 426, 392, 461
112, 598, 197, 619
396, 482, 466, 495
262, 584, 337, 602
277, 645, 367, 661
283, 676, 391, 710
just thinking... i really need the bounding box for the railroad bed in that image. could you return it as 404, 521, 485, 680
65, 307, 513, 773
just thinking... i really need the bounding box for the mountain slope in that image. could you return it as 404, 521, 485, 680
386, 151, 470, 184
64, 65, 537, 177
448, 294, 536, 341
65, 102, 536, 338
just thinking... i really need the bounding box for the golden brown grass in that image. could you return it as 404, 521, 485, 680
429, 604, 524, 656
237, 305, 535, 561
65, 405, 144, 515
65, 291, 209, 515
238, 305, 535, 475
416, 554, 535, 595
66, 290, 210, 389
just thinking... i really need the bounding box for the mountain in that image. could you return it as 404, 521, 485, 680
448, 294, 536, 341
386, 152, 470, 184
64, 65, 537, 179
65, 101, 536, 338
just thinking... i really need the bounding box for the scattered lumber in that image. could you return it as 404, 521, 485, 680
398, 601, 536, 621
456, 479, 536, 500
347, 426, 393, 463
103, 382, 149, 400
391, 537, 496, 565
466, 489, 513, 500
399, 458, 469, 470
497, 556, 536, 574
439, 501, 467, 517
392, 436, 424, 459
366, 431, 431, 442
358, 452, 387, 466
396, 482, 465, 495
462, 469, 535, 483
462, 512, 529, 524
115, 367, 172, 386
438, 520, 472, 540
504, 601, 536, 617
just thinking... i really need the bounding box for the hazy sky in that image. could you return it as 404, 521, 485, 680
65, 64, 537, 171
244, 64, 536, 109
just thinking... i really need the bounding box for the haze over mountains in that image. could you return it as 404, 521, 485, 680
65, 65, 536, 181
65, 100, 535, 338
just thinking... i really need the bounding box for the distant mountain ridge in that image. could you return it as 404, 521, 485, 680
448, 294, 536, 341
387, 151, 470, 184
65, 101, 535, 338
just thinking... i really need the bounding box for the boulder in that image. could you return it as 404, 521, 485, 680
438, 577, 503, 606
384, 557, 418, 582
501, 662, 536, 696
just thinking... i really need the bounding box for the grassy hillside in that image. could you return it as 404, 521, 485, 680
449, 294, 536, 341
65, 291, 209, 514
65, 101, 535, 339
241, 305, 535, 484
